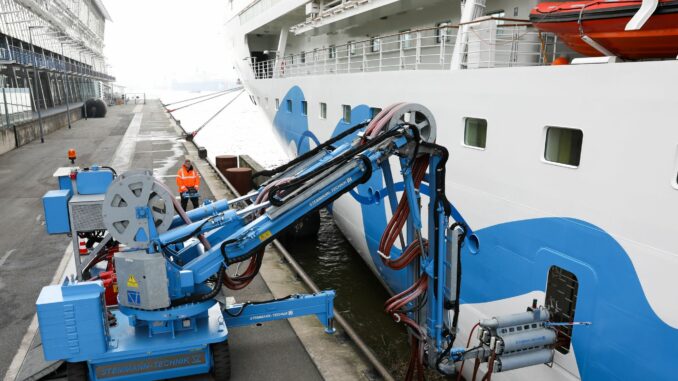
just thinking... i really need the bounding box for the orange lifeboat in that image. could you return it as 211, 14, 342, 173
530, 0, 678, 59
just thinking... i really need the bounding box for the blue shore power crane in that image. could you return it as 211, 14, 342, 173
37, 104, 559, 380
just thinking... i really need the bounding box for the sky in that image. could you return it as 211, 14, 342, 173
103, 0, 236, 93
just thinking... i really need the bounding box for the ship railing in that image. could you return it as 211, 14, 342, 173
247, 18, 559, 78
460, 17, 558, 69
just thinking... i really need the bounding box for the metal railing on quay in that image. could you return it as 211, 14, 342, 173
247, 18, 559, 78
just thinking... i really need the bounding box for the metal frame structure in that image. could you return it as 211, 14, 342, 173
0, 0, 115, 130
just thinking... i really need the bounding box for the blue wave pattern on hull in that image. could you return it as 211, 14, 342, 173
271, 86, 678, 381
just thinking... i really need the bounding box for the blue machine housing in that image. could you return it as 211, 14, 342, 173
36, 278, 109, 362
42, 189, 72, 234
77, 166, 114, 195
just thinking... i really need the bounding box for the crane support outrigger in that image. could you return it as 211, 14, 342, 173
37, 103, 561, 381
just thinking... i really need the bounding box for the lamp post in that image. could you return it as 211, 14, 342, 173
60, 41, 72, 128
28, 25, 45, 143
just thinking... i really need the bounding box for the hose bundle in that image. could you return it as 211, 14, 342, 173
384, 275, 429, 381
378, 155, 430, 269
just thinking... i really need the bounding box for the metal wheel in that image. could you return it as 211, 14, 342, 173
102, 170, 175, 248
386, 103, 437, 143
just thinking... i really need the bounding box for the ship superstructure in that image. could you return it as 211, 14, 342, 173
0, 0, 114, 129
225, 1, 678, 380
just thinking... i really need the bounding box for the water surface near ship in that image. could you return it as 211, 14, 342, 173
161, 91, 413, 376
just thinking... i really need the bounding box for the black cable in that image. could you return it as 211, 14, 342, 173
101, 165, 118, 177
161, 217, 214, 246
254, 120, 370, 180
170, 266, 224, 307
267, 127, 406, 207
223, 294, 295, 317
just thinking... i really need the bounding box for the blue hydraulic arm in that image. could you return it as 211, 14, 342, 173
222, 291, 336, 333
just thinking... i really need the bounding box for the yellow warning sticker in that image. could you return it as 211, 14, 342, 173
259, 230, 272, 241
127, 275, 139, 288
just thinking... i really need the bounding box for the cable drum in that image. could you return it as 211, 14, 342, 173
102, 170, 175, 248
386, 103, 437, 143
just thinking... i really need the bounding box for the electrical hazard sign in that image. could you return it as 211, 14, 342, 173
127, 275, 139, 288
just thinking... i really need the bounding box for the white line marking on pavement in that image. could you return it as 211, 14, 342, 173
110, 105, 144, 173
0, 249, 16, 268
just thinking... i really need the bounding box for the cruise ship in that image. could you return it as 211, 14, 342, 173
225, 1, 678, 380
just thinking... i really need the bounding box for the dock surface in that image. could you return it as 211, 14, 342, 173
0, 100, 371, 381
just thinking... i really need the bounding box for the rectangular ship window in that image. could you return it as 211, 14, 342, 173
275, 98, 279, 110
437, 21, 452, 43
371, 37, 381, 52
320, 102, 327, 119
545, 127, 583, 167
301, 52, 306, 64
370, 107, 382, 119
302, 101, 308, 116
286, 99, 292, 113
464, 118, 487, 149
399, 30, 413, 49
545, 266, 578, 354
329, 45, 336, 59
342, 105, 351, 124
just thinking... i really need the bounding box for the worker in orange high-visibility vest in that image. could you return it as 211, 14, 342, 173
176, 159, 201, 210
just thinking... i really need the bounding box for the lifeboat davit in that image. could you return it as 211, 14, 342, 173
530, 0, 678, 59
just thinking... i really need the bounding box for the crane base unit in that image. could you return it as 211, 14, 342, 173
37, 277, 334, 381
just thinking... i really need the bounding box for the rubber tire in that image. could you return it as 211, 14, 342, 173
210, 340, 231, 381
66, 361, 89, 381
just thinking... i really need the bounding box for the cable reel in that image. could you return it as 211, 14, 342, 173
102, 170, 175, 248
386, 103, 437, 143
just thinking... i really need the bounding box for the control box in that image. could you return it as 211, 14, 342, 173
115, 251, 170, 310
36, 279, 108, 361
43, 189, 72, 234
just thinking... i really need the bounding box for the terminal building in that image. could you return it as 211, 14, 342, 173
0, 0, 114, 130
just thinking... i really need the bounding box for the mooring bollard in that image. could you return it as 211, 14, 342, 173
216, 155, 237, 175
225, 167, 253, 195
198, 146, 207, 159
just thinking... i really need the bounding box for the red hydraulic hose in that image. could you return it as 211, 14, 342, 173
378, 155, 429, 269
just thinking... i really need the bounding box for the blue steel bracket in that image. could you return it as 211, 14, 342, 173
222, 291, 336, 334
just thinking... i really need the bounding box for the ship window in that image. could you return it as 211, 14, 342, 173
370, 107, 382, 119
286, 99, 292, 113
545, 266, 578, 354
301, 52, 306, 64
399, 30, 413, 49
320, 102, 327, 119
342, 105, 351, 124
348, 41, 356, 55
437, 21, 452, 43
464, 118, 487, 149
371, 37, 381, 52
275, 98, 279, 110
329, 45, 336, 59
302, 101, 308, 116
544, 127, 583, 167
